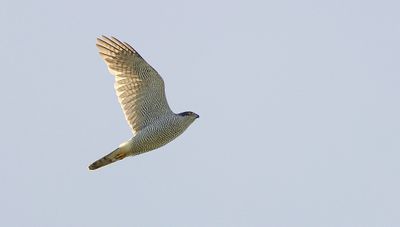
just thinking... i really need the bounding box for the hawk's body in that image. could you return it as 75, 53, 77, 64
89, 36, 198, 170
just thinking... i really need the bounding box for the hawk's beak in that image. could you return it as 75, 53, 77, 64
195, 114, 200, 119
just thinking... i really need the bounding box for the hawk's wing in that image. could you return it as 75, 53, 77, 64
96, 36, 172, 135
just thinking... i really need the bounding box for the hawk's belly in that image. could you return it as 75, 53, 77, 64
130, 118, 191, 154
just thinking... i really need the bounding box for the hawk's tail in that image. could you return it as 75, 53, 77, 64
88, 148, 127, 170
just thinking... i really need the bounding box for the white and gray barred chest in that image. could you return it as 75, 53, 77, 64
130, 115, 194, 154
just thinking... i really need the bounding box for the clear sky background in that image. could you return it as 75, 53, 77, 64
1, 0, 399, 226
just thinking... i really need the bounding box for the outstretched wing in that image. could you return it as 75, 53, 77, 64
96, 36, 172, 135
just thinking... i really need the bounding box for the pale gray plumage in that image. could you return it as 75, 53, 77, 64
89, 36, 199, 170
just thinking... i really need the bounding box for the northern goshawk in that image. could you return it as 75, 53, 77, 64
89, 36, 199, 170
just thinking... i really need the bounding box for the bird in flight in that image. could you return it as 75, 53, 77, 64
89, 36, 199, 170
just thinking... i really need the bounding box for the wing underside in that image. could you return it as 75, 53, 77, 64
96, 36, 172, 135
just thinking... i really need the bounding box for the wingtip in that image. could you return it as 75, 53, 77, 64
96, 36, 114, 46
97, 35, 106, 42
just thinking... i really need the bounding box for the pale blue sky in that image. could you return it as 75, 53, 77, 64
1, 0, 399, 226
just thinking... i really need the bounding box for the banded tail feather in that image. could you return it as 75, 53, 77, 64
88, 148, 127, 170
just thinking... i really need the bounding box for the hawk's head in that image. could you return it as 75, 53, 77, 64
178, 111, 200, 119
